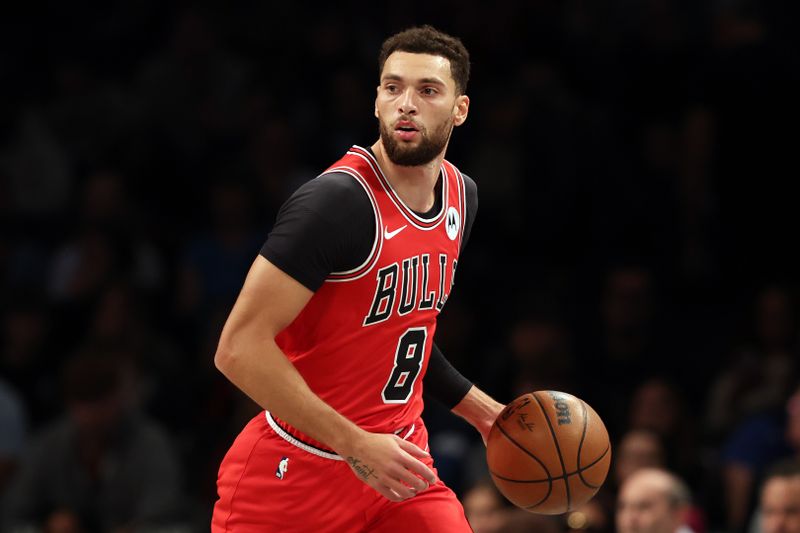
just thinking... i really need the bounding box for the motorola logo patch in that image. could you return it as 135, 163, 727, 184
445, 207, 460, 241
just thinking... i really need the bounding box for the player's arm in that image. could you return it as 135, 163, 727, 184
424, 343, 504, 444
452, 386, 505, 445
427, 173, 503, 443
215, 256, 436, 501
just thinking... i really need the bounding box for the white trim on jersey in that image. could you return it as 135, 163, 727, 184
452, 164, 467, 252
323, 167, 383, 282
398, 423, 416, 440
350, 146, 449, 231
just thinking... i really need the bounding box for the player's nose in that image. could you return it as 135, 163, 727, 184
398, 88, 417, 115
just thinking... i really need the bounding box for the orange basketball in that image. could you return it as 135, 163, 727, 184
486, 390, 611, 515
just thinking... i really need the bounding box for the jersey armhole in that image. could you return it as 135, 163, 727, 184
326, 167, 383, 282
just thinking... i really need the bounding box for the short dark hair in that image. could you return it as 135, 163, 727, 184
378, 25, 470, 95
764, 458, 800, 483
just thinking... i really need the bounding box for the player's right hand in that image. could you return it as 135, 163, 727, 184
340, 431, 437, 502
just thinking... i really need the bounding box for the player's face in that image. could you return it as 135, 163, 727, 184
375, 51, 469, 166
616, 483, 681, 533
761, 477, 800, 533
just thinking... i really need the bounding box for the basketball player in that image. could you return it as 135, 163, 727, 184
211, 25, 504, 532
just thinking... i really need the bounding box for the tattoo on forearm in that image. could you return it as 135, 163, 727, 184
346, 457, 377, 480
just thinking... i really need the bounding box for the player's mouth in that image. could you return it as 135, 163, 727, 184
395, 120, 420, 141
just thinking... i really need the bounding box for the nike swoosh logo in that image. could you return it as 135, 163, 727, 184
384, 225, 407, 240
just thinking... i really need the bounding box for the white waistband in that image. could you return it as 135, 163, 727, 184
265, 411, 342, 460
265, 411, 417, 461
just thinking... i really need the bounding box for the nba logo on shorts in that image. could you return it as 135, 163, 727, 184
275, 457, 289, 480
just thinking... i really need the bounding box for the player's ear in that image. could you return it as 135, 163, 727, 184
375, 86, 380, 118
453, 94, 469, 127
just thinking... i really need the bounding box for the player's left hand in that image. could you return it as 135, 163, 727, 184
339, 430, 438, 502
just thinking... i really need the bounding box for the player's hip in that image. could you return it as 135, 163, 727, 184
212, 413, 466, 532
213, 414, 366, 532
213, 412, 430, 532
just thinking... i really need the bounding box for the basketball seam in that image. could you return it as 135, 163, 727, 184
532, 391, 571, 511
492, 417, 553, 508
576, 400, 598, 489
491, 444, 611, 484
576, 447, 610, 489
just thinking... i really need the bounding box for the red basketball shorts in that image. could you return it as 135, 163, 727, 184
212, 412, 473, 532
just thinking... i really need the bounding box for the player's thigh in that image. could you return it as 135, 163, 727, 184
368, 481, 473, 533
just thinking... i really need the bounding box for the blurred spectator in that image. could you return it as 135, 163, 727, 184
612, 428, 707, 533
705, 284, 798, 441
0, 293, 57, 425
234, 117, 318, 222
180, 303, 260, 515
0, 109, 72, 217
600, 265, 657, 369
175, 179, 263, 338
613, 429, 667, 490
425, 399, 475, 497
137, 7, 252, 166
47, 225, 127, 306
0, 345, 191, 532
626, 378, 702, 488
44, 58, 141, 174
0, 379, 27, 498
41, 509, 85, 533
563, 495, 614, 533
616, 468, 696, 533
463, 85, 526, 237
76, 170, 164, 292
718, 384, 800, 533
47, 169, 163, 313
752, 459, 800, 533
483, 313, 577, 402
501, 510, 561, 533
676, 107, 717, 286
85, 280, 186, 428
461, 477, 565, 533
462, 478, 507, 533
579, 263, 672, 436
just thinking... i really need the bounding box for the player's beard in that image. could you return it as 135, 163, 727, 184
379, 115, 454, 167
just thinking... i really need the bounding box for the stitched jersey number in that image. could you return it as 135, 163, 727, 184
382, 327, 427, 403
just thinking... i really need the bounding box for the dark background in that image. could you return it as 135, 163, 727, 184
1, 1, 798, 531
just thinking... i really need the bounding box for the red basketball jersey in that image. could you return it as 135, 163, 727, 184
273, 145, 467, 446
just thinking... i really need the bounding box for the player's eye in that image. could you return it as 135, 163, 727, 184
421, 87, 438, 96
385, 84, 399, 93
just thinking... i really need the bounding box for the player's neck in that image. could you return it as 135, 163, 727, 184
371, 140, 444, 213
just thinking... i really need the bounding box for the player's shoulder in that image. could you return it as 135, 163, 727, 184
299, 170, 366, 196
457, 171, 478, 207
287, 171, 371, 213
445, 159, 477, 192
461, 172, 477, 194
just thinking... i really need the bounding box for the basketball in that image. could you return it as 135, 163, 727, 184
486, 390, 611, 515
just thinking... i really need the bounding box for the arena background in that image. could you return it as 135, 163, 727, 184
1, 2, 798, 531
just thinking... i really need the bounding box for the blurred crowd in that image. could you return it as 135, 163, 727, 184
1, 1, 798, 532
